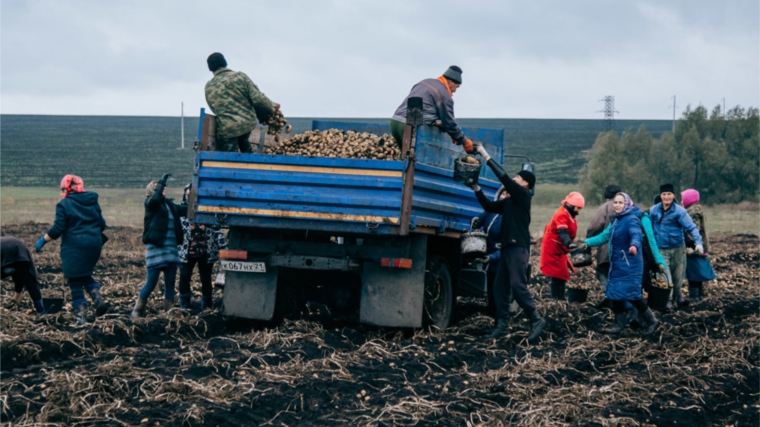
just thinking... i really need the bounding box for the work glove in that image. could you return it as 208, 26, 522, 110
463, 139, 475, 154
685, 247, 695, 255
576, 241, 589, 251
695, 244, 704, 255
628, 246, 638, 256
657, 263, 666, 273
475, 144, 491, 161
470, 217, 482, 230
160, 173, 172, 184
470, 183, 482, 192
35, 236, 47, 253
568, 243, 578, 249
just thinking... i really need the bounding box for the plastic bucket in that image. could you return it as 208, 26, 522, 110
460, 231, 487, 260
453, 157, 481, 186
567, 288, 588, 303
570, 247, 593, 267
647, 286, 670, 312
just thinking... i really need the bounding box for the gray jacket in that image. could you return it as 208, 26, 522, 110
392, 77, 466, 145
587, 199, 615, 268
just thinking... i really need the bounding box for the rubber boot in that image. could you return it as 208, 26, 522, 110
699, 283, 706, 299
595, 298, 610, 310
85, 283, 109, 316
641, 308, 659, 336
488, 318, 510, 339
130, 297, 146, 319
627, 306, 641, 329
200, 295, 213, 311
688, 285, 701, 303
179, 293, 192, 310
32, 299, 46, 314
604, 312, 628, 334
527, 311, 547, 342
550, 281, 565, 300
163, 298, 174, 312
72, 299, 88, 326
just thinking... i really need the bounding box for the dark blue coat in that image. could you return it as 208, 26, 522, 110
585, 205, 644, 301
47, 191, 106, 279
476, 211, 502, 271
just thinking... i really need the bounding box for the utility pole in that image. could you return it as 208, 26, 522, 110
671, 96, 677, 132
597, 96, 618, 131
722, 97, 726, 117
181, 102, 185, 149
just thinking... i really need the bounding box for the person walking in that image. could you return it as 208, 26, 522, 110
649, 184, 703, 308
586, 185, 621, 300
540, 191, 585, 300
2, 236, 45, 314
205, 52, 279, 153
578, 193, 659, 335
177, 183, 227, 311
471, 187, 507, 317
391, 65, 475, 154
681, 189, 715, 302
131, 174, 187, 318
34, 175, 108, 324
470, 144, 546, 341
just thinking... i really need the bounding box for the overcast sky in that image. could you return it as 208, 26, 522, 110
1, 0, 758, 119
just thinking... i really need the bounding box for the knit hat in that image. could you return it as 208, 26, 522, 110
207, 52, 227, 72
60, 174, 84, 198
443, 65, 462, 84
146, 180, 159, 198
603, 185, 621, 200
660, 183, 675, 194
681, 189, 700, 207
562, 191, 585, 209
516, 170, 536, 189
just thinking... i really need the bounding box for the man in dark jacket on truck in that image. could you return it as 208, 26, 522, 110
391, 65, 475, 154
469, 144, 547, 341
205, 52, 279, 153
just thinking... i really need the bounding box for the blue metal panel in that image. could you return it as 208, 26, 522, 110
415, 125, 504, 182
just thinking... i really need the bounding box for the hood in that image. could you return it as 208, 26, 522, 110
494, 186, 506, 201
618, 204, 642, 219
66, 191, 99, 206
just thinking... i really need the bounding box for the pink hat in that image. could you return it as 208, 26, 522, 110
562, 191, 585, 209
681, 189, 700, 207
59, 174, 84, 198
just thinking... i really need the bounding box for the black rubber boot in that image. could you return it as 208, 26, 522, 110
627, 306, 641, 329
688, 286, 701, 303
488, 318, 510, 339
604, 312, 628, 334
201, 295, 213, 311
550, 281, 565, 300
642, 308, 659, 335
595, 298, 611, 310
85, 283, 109, 316
527, 311, 546, 342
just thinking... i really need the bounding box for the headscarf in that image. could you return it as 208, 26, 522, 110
615, 192, 634, 214
562, 191, 585, 209
60, 174, 84, 198
681, 189, 699, 207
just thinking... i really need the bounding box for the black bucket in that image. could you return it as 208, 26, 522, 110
453, 157, 481, 186
647, 286, 670, 312
42, 298, 64, 314
567, 288, 588, 303
570, 247, 593, 267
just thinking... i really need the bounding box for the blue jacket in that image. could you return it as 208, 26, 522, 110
649, 203, 702, 250
585, 205, 644, 301
476, 211, 502, 271
47, 191, 106, 279
640, 213, 666, 267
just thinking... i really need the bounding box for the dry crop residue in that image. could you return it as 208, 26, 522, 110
1, 223, 757, 426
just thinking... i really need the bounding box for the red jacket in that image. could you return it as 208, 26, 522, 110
540, 206, 578, 281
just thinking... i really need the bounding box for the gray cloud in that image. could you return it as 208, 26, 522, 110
1, 0, 757, 119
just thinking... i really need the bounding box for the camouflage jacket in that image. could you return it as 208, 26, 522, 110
684, 203, 709, 253
204, 68, 275, 140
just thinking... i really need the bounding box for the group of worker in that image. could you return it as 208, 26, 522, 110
3, 55, 714, 341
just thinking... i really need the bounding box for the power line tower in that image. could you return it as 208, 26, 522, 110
598, 96, 618, 131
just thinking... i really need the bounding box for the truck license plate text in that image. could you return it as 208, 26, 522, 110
221, 260, 266, 273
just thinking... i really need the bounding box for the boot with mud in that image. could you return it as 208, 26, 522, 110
179, 293, 192, 310
604, 312, 628, 334
627, 306, 641, 329
688, 282, 703, 303
527, 310, 546, 342
85, 283, 109, 316
163, 298, 174, 312
200, 295, 213, 311
641, 308, 659, 335
72, 299, 88, 326
488, 318, 510, 339
130, 297, 146, 319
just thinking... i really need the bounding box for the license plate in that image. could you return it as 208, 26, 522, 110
220, 260, 266, 273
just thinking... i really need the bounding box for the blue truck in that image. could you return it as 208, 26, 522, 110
189, 107, 515, 328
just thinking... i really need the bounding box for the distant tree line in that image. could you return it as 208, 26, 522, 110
580, 105, 759, 205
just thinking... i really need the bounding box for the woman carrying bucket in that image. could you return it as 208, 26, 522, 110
540, 192, 584, 300
578, 192, 659, 335
681, 189, 716, 302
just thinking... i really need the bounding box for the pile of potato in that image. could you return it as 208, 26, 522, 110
264, 129, 400, 160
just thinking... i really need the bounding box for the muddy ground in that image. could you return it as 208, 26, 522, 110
1, 222, 757, 427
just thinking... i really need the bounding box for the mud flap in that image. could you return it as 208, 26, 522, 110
360, 234, 426, 327
222, 268, 279, 320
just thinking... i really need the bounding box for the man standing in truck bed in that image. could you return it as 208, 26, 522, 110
391, 65, 475, 154
205, 52, 279, 153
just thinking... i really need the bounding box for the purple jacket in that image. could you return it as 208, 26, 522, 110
392, 77, 465, 145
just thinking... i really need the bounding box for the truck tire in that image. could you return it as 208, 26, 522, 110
423, 256, 453, 329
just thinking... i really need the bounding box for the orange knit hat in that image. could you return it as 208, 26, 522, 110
562, 191, 585, 209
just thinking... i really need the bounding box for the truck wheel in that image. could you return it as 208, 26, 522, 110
423, 256, 453, 329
